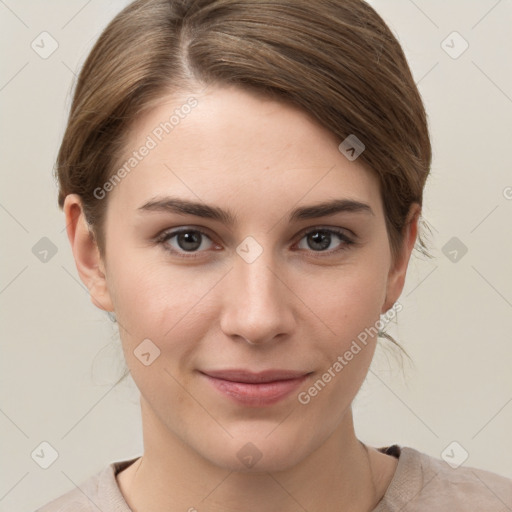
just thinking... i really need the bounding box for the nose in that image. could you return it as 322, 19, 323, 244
219, 245, 296, 345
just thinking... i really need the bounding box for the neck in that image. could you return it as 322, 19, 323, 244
118, 397, 387, 512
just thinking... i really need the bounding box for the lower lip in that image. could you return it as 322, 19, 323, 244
201, 373, 309, 406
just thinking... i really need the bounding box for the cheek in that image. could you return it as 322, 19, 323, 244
295, 266, 388, 419
307, 262, 389, 342
108, 248, 194, 326
109, 264, 204, 397
106, 251, 223, 364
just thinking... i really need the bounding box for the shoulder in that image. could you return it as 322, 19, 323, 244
34, 457, 139, 512
374, 445, 512, 512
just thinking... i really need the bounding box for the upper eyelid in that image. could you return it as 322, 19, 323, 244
296, 225, 355, 239
158, 224, 353, 236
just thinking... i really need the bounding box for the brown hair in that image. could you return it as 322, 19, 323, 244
56, 0, 432, 367
56, 0, 431, 258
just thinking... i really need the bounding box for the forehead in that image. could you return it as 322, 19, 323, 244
107, 85, 382, 214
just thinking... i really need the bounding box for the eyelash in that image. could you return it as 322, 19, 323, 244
154, 226, 356, 260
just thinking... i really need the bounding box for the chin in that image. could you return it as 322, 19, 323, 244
195, 428, 317, 473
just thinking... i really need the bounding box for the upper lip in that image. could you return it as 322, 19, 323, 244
200, 369, 311, 383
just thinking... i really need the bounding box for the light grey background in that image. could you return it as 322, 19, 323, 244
1, 1, 511, 510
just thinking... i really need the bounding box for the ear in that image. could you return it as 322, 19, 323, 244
63, 194, 114, 313
381, 203, 421, 313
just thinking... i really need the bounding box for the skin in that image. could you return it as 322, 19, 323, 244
64, 84, 419, 512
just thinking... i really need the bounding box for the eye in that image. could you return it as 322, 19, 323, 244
155, 226, 355, 259
295, 227, 355, 255
156, 228, 216, 258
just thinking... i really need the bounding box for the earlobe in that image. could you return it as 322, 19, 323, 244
63, 194, 114, 313
381, 204, 421, 314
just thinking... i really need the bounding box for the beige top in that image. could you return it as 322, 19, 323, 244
35, 445, 512, 511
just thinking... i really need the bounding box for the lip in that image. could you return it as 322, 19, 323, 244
199, 369, 312, 407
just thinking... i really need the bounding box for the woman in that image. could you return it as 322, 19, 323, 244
37, 0, 511, 510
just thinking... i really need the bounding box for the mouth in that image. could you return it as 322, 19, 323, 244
199, 369, 312, 406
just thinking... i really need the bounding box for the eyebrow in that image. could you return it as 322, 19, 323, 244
137, 196, 374, 225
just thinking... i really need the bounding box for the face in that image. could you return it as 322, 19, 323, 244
70, 85, 415, 472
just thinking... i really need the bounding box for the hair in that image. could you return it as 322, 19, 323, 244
56, 0, 432, 378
